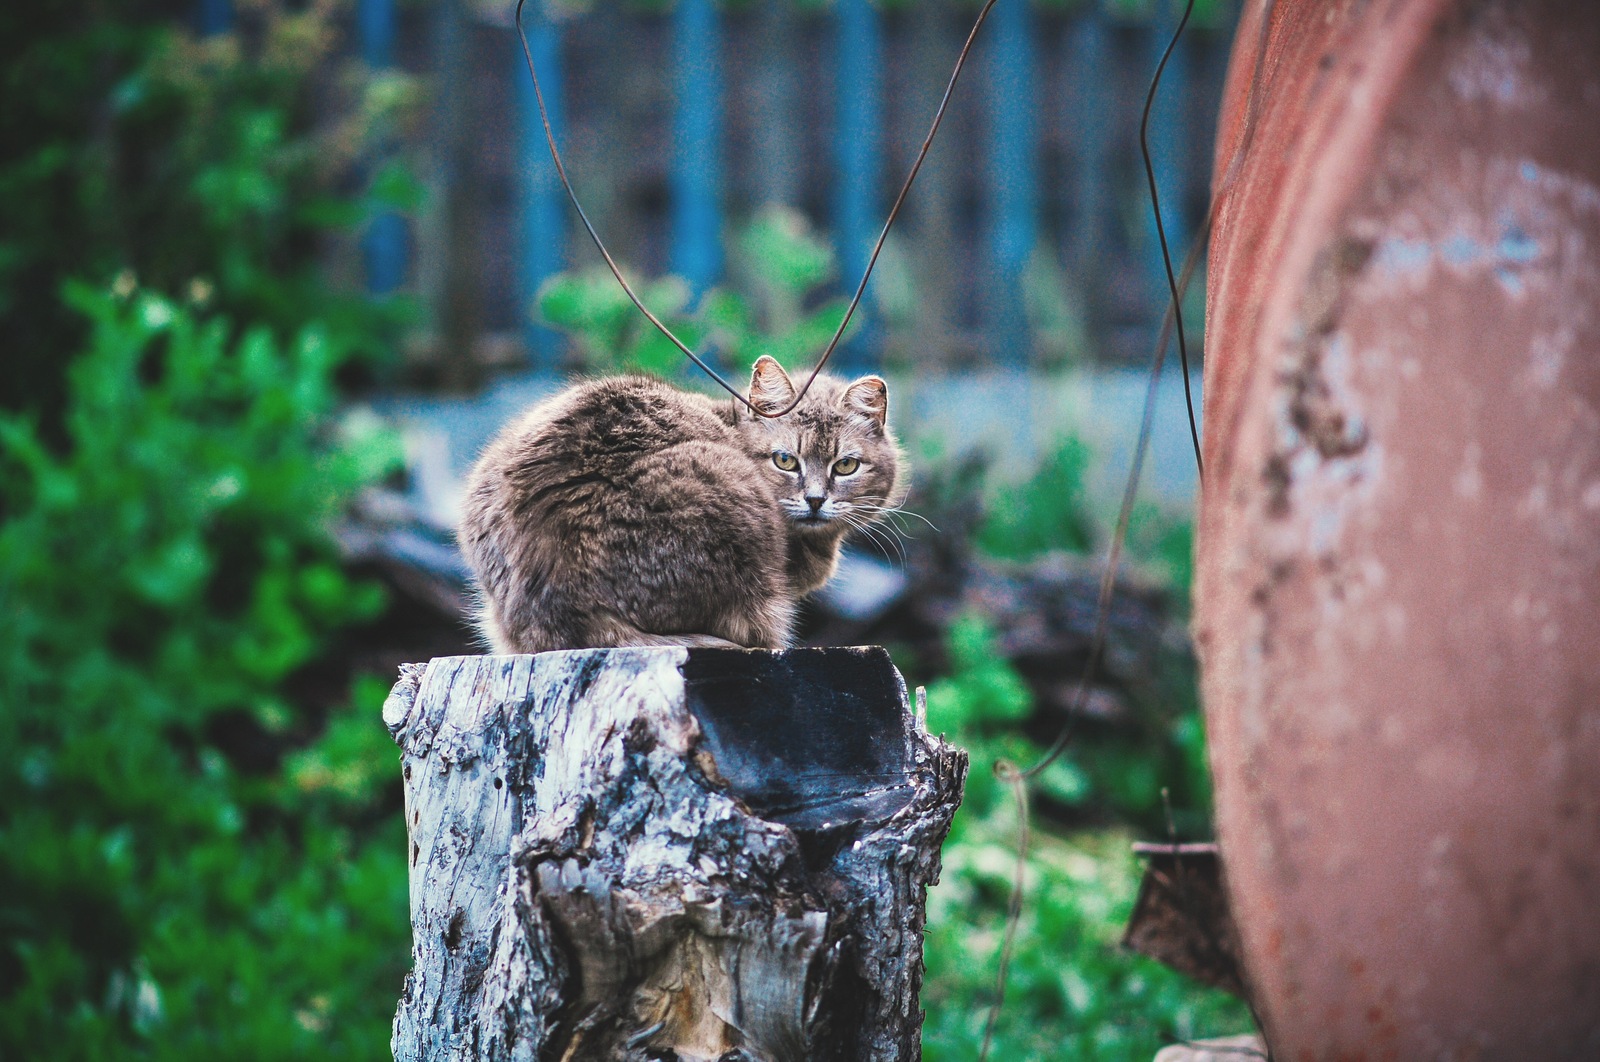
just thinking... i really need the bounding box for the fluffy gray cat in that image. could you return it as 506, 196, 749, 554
458, 356, 902, 654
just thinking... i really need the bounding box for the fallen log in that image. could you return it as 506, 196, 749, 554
383, 646, 966, 1062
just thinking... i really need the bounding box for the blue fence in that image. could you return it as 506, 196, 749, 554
202, 0, 1234, 371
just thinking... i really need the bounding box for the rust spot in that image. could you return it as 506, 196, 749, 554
1301, 237, 1376, 338
1265, 235, 1375, 511
1264, 453, 1293, 516
1282, 312, 1370, 462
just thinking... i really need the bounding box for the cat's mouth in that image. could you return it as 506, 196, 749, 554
787, 506, 839, 529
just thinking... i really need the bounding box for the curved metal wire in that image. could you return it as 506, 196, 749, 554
1140, 0, 1202, 476
514, 0, 1001, 417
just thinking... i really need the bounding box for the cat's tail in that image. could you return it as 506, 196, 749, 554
616, 631, 746, 650
601, 594, 794, 653
474, 595, 793, 654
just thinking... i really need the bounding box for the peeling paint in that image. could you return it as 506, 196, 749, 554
1374, 236, 1432, 275
1497, 223, 1539, 262
1372, 221, 1543, 287
1199, 2, 1600, 1055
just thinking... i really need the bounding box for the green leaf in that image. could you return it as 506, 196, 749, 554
368, 161, 426, 213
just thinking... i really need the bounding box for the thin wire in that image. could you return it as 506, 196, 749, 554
514, 0, 1002, 418
1020, 223, 1198, 782
1022, 0, 1201, 786
976, 760, 1028, 1062
1139, 0, 1203, 476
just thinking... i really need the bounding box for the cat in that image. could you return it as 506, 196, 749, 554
458, 355, 902, 654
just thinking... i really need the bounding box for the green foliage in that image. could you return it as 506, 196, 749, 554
0, 286, 407, 1059
978, 437, 1098, 559
1127, 503, 1196, 603
536, 205, 856, 381
920, 619, 1244, 1057
0, 0, 421, 426
928, 614, 1037, 736
915, 429, 1245, 1054
923, 826, 1250, 1060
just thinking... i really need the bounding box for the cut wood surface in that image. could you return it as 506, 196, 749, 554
383, 647, 967, 1062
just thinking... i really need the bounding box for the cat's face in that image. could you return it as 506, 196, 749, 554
734, 356, 901, 538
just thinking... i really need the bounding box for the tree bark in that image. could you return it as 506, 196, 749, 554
384, 646, 967, 1062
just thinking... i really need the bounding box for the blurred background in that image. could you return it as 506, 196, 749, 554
1, 0, 1248, 1057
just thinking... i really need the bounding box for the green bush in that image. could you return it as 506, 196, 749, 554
911, 426, 1248, 1055
0, 285, 407, 1059
1, 0, 421, 427
923, 827, 1249, 1061
920, 615, 1248, 1058
1, 5, 422, 1055
977, 438, 1097, 559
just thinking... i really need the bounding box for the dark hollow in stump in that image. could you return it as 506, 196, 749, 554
382, 647, 968, 1062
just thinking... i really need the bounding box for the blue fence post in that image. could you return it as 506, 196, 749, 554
515, 1, 567, 361
1143, 0, 1190, 308
1067, 6, 1111, 281
986, 0, 1037, 364
834, 0, 882, 368
671, 0, 723, 300
359, 0, 396, 66
360, 0, 408, 296
196, 0, 233, 36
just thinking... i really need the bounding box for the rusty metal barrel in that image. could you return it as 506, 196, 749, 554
1195, 0, 1600, 1057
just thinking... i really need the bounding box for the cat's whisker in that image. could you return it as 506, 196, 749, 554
837, 510, 881, 549
886, 509, 937, 534
841, 504, 919, 554
836, 510, 882, 553
880, 511, 921, 541
851, 502, 939, 533
865, 511, 914, 554
840, 511, 907, 566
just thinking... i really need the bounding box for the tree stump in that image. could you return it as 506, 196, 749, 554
383, 647, 967, 1062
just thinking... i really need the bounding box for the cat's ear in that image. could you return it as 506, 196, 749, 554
748, 355, 797, 415
842, 375, 889, 428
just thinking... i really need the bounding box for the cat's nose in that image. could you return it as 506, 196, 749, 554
806, 496, 825, 516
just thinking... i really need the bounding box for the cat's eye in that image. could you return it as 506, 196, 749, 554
832, 457, 861, 476
772, 451, 800, 472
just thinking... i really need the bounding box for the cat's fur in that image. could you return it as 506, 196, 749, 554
458, 356, 902, 654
